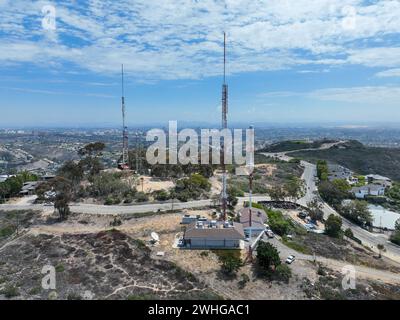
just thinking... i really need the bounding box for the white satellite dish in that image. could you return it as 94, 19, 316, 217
151, 232, 160, 242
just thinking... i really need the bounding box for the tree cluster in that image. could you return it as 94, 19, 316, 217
325, 214, 342, 238
340, 200, 373, 227
390, 218, 400, 246
0, 171, 38, 202
174, 173, 211, 202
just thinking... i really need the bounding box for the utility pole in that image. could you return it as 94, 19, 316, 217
221, 32, 228, 221
140, 177, 144, 193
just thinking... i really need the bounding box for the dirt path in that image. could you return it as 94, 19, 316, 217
315, 257, 400, 284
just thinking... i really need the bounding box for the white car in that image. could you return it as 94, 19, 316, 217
285, 255, 296, 264
266, 230, 274, 238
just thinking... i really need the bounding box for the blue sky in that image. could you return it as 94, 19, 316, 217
0, 0, 400, 127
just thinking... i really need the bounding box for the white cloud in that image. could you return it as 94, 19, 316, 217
0, 0, 399, 79
375, 68, 400, 78
309, 86, 400, 104
0, 86, 115, 98
347, 47, 400, 68
261, 86, 400, 105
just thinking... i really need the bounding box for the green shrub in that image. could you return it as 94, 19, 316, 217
243, 202, 264, 209
2, 285, 19, 298
153, 190, 170, 201
67, 292, 82, 300
89, 172, 132, 198
256, 242, 281, 273
213, 250, 242, 275
267, 209, 290, 236
55, 264, 64, 272
127, 293, 157, 300
317, 264, 327, 276
0, 225, 15, 238
238, 273, 250, 289
135, 192, 149, 202
325, 214, 343, 238
104, 197, 114, 205
29, 287, 41, 295
344, 228, 354, 238
112, 196, 121, 204
123, 196, 133, 204
390, 231, 400, 246
275, 264, 292, 283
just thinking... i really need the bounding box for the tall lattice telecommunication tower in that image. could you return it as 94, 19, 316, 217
119, 64, 129, 170
221, 32, 228, 221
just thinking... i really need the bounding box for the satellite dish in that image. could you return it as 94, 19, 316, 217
151, 232, 159, 242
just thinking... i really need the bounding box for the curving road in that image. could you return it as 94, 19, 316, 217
264, 237, 400, 284
262, 145, 400, 263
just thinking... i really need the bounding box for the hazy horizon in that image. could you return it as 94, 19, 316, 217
3, 120, 400, 130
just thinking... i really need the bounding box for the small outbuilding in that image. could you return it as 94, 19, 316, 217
238, 207, 268, 237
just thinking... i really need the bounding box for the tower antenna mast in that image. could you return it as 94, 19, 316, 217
120, 64, 129, 170
221, 32, 228, 220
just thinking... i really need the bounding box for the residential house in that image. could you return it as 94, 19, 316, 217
351, 184, 385, 199
0, 174, 15, 183
238, 207, 267, 237
327, 164, 354, 183
19, 181, 39, 196
183, 220, 245, 249
365, 174, 392, 188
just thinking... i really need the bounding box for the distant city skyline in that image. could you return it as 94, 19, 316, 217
1, 1, 400, 126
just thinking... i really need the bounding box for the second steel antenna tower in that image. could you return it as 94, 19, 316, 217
221, 32, 228, 221
119, 64, 129, 170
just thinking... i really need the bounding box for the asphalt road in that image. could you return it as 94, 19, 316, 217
0, 196, 274, 215
263, 237, 400, 284
0, 199, 214, 215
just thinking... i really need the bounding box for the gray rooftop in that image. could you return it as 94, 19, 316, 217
366, 174, 391, 181
239, 207, 267, 228
184, 221, 245, 240
352, 184, 385, 193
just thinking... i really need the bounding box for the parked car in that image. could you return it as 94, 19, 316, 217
285, 255, 296, 264
298, 212, 308, 219
266, 230, 274, 238
310, 229, 324, 234
305, 223, 316, 230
